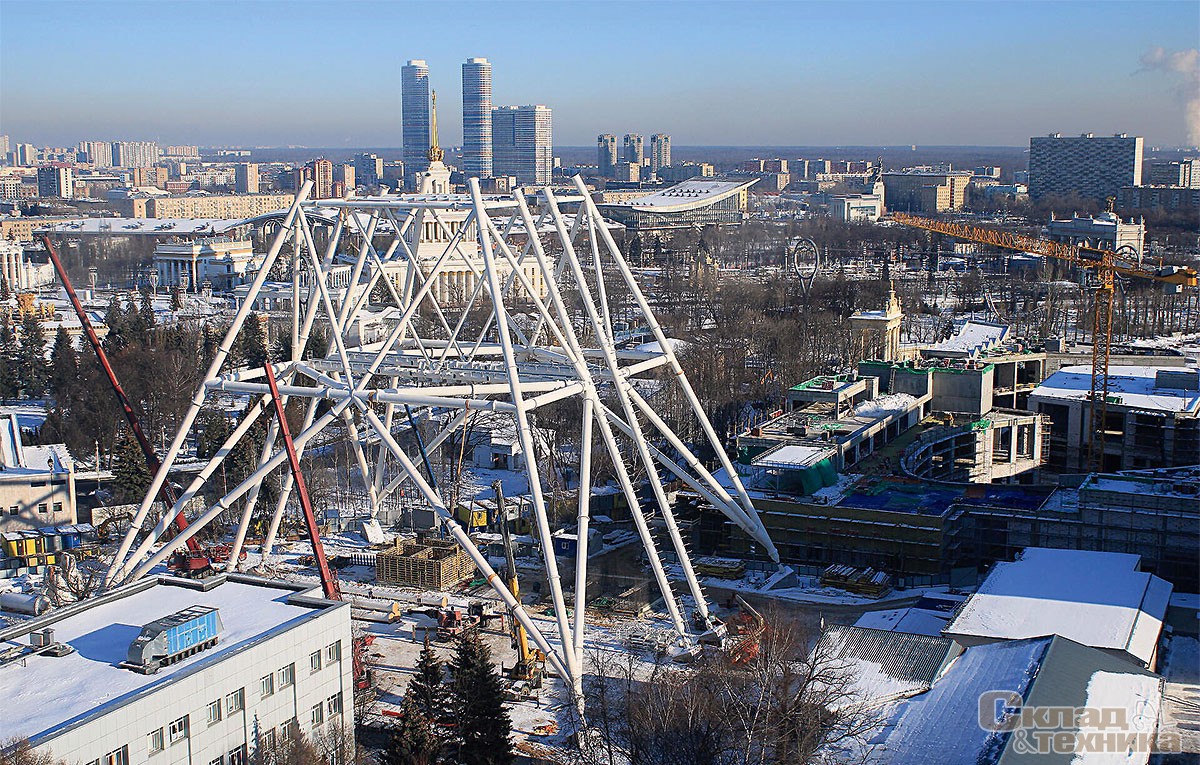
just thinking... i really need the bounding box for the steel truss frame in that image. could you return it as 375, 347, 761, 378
106, 176, 777, 698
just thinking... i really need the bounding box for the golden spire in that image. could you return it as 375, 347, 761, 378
427, 90, 444, 164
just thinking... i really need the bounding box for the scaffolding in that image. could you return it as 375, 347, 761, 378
375, 536, 477, 590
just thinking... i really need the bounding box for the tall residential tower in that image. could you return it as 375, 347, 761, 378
462, 57, 493, 179
597, 134, 618, 177
493, 105, 553, 185
402, 59, 431, 189
623, 134, 644, 166
651, 134, 671, 173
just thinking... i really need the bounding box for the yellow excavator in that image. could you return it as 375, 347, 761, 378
492, 481, 545, 691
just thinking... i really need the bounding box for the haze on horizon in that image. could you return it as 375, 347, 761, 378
2, 0, 1198, 149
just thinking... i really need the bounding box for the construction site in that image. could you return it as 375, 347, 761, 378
0, 168, 1197, 762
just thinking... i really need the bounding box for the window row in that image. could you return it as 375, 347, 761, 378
309, 641, 341, 674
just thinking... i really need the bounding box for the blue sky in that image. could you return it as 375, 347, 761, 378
2, 0, 1198, 147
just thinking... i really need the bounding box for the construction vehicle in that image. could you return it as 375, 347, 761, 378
493, 481, 545, 689
890, 213, 1198, 470
263, 363, 372, 693
725, 594, 765, 665
37, 234, 227, 576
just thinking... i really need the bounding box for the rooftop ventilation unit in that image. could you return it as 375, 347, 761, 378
122, 605, 223, 674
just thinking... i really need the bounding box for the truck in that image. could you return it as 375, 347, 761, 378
124, 605, 223, 674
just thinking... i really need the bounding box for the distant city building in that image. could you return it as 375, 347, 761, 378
354, 153, 383, 190
462, 57, 493, 179
1043, 211, 1145, 258
129, 166, 168, 189
334, 163, 355, 194
0, 176, 21, 199
650, 133, 670, 173
36, 164, 73, 199
295, 159, 334, 199
598, 178, 756, 234
491, 105, 553, 185
831, 194, 884, 222
656, 162, 714, 183
1028, 132, 1143, 200
1117, 184, 1200, 212
623, 134, 644, 166
382, 160, 406, 190
0, 135, 8, 161
1145, 158, 1200, 188
597, 134, 618, 178
154, 237, 262, 291
234, 163, 259, 194
882, 170, 973, 213
0, 239, 54, 291
77, 140, 113, 167
131, 193, 292, 219
111, 141, 161, 168
163, 145, 200, 158
14, 143, 38, 166
972, 165, 1001, 178
402, 59, 431, 188
614, 161, 640, 183
2, 574, 353, 765
0, 413, 75, 532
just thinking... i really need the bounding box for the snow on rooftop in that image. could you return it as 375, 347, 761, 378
0, 576, 333, 742
944, 548, 1171, 665
1031, 365, 1200, 414
633, 337, 689, 354
602, 179, 756, 213
925, 320, 1010, 358
36, 218, 242, 235
851, 392, 918, 419
752, 443, 833, 468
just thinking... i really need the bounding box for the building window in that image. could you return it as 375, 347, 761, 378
228, 746, 247, 765
282, 718, 299, 739
9, 506, 18, 516
260, 673, 274, 698
38, 503, 47, 514
148, 729, 164, 754
226, 688, 245, 714
310, 650, 322, 673
324, 641, 341, 664
207, 699, 222, 725
103, 746, 128, 765
260, 729, 276, 753
311, 703, 324, 727
279, 663, 295, 688
327, 692, 343, 716
209, 758, 223, 765
53, 502, 62, 515
168, 716, 189, 743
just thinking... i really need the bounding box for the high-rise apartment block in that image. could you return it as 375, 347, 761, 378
1028, 132, 1143, 200
650, 134, 671, 172
14, 144, 37, 165
334, 163, 355, 194
234, 163, 259, 194
37, 164, 74, 199
355, 153, 384, 189
295, 159, 335, 199
402, 60, 431, 188
77, 140, 113, 167
111, 141, 160, 168
164, 145, 200, 158
0, 136, 9, 161
492, 105, 553, 185
1145, 158, 1200, 188
462, 57, 493, 179
597, 134, 618, 177
882, 170, 973, 213
623, 134, 644, 166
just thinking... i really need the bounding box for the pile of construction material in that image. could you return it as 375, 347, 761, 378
375, 535, 477, 590
819, 564, 893, 598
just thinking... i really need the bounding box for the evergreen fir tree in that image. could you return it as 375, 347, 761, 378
103, 295, 129, 353
450, 631, 513, 765
138, 287, 156, 342
384, 697, 443, 765
112, 433, 151, 504
16, 313, 49, 398
196, 408, 232, 460
406, 639, 449, 721
239, 313, 268, 368
49, 326, 78, 398
0, 317, 19, 399
170, 287, 184, 312
0, 275, 9, 301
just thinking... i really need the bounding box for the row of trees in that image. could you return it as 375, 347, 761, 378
386, 633, 513, 765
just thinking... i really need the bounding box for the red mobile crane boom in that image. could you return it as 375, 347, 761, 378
263, 363, 370, 691
38, 234, 212, 573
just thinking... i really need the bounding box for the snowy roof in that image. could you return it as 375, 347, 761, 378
599, 179, 757, 213
854, 593, 967, 637
881, 635, 1161, 765
1030, 365, 1200, 414
944, 548, 1171, 666
0, 574, 342, 744
0, 415, 72, 476
820, 625, 959, 703
35, 218, 243, 236
752, 442, 834, 469
924, 320, 1010, 358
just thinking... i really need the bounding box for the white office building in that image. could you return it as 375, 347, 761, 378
154, 238, 261, 292
0, 575, 353, 765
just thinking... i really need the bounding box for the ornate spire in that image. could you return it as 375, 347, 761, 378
427, 90, 444, 164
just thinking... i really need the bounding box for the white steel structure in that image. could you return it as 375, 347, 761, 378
105, 176, 777, 698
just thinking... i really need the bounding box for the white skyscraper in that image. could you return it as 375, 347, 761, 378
492, 105, 553, 185
651, 133, 671, 173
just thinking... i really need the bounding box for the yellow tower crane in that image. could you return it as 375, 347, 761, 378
891, 212, 1197, 471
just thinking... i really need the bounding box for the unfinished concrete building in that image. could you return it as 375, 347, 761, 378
1030, 365, 1200, 472
375, 535, 478, 590
902, 410, 1047, 483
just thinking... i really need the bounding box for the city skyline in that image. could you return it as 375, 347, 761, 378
2, 1, 1198, 148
